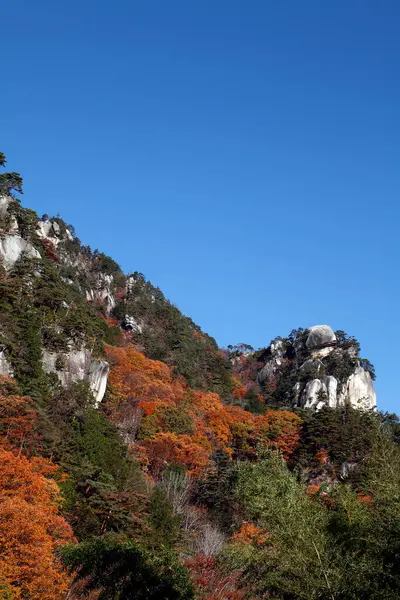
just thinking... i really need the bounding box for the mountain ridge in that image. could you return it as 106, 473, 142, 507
2, 153, 399, 600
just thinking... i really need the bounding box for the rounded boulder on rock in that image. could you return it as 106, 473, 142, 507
306, 325, 336, 349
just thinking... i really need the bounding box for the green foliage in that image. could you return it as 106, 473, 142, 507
359, 357, 376, 380
226, 433, 400, 599
227, 343, 255, 358
379, 411, 400, 444
242, 387, 265, 414
13, 205, 39, 240
62, 535, 195, 600
231, 449, 336, 600
0, 578, 13, 600
0, 251, 120, 401
139, 405, 194, 439
0, 153, 23, 197
193, 450, 238, 531
147, 487, 181, 549
115, 273, 233, 397
326, 433, 400, 599
92, 250, 121, 275
292, 406, 379, 472
44, 383, 146, 539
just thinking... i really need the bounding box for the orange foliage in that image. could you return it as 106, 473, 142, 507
140, 432, 211, 477
99, 315, 120, 329
357, 492, 373, 504
0, 376, 39, 454
315, 449, 330, 465
231, 376, 247, 400
0, 448, 74, 600
193, 331, 205, 341
232, 522, 270, 546
307, 484, 321, 496
105, 346, 302, 477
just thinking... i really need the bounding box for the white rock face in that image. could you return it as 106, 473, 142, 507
0, 235, 41, 270
311, 346, 336, 358
88, 360, 110, 406
36, 220, 53, 238
302, 379, 328, 410
36, 219, 66, 246
0, 350, 13, 376
0, 195, 11, 218
86, 274, 115, 314
126, 274, 138, 296
299, 369, 376, 411
42, 348, 109, 405
325, 376, 338, 408
306, 325, 336, 349
42, 348, 91, 386
0, 197, 19, 234
300, 358, 324, 375
293, 381, 302, 405
258, 355, 283, 384
341, 366, 376, 410
122, 315, 143, 334
270, 340, 284, 356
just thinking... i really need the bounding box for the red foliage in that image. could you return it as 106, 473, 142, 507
41, 238, 59, 263
114, 286, 126, 301
357, 492, 373, 504
186, 555, 248, 600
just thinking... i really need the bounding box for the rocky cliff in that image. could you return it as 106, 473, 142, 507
0, 192, 232, 403
0, 189, 377, 412
230, 325, 376, 412
255, 325, 376, 410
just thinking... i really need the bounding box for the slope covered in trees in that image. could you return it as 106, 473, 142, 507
0, 152, 400, 599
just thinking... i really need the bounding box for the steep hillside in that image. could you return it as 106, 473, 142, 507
1, 153, 399, 600
0, 193, 232, 403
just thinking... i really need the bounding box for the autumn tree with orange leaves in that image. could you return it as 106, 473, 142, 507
105, 345, 302, 477
0, 448, 74, 600
0, 376, 74, 599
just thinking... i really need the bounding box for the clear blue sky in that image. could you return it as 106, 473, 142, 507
2, 1, 399, 412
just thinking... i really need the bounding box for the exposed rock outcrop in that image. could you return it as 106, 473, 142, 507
302, 379, 327, 410
0, 195, 10, 218
326, 376, 339, 408
88, 360, 110, 406
85, 273, 115, 314
306, 325, 337, 349
0, 349, 13, 376
42, 348, 109, 406
256, 325, 376, 411
306, 325, 337, 358
0, 235, 41, 269
121, 315, 143, 333
341, 366, 376, 410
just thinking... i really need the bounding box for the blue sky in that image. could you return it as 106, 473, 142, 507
2, 1, 400, 412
